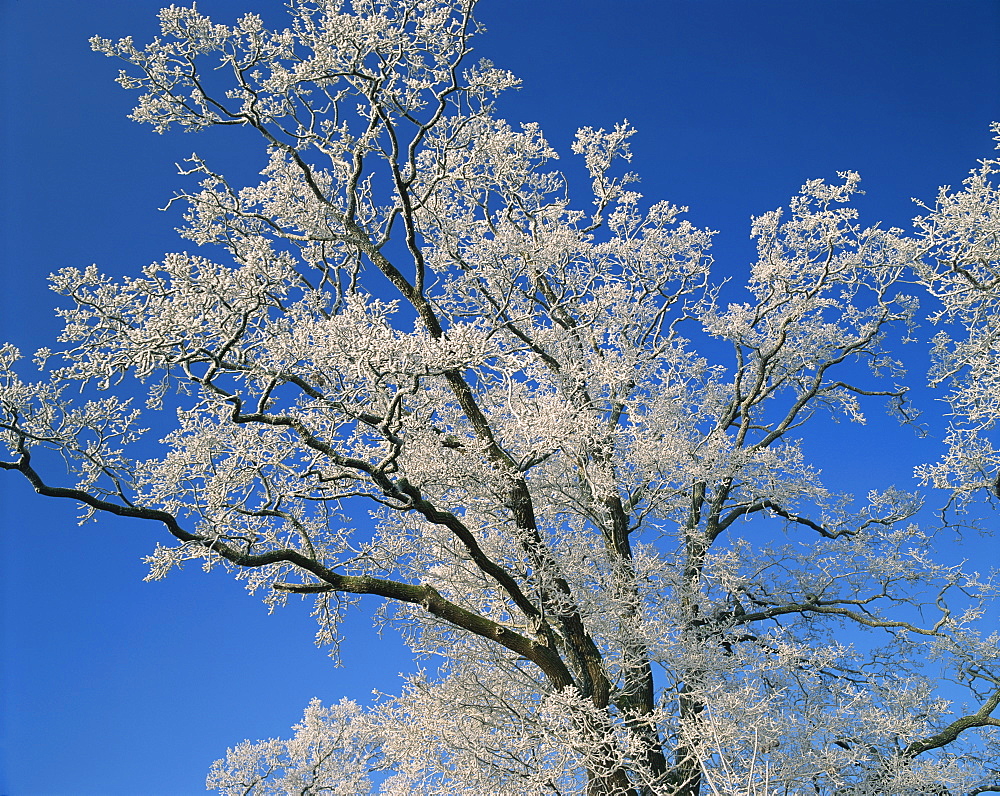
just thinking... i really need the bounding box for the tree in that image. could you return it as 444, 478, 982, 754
2, 1, 999, 793
912, 136, 1000, 516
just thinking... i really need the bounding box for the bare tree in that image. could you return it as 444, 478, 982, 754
2, 2, 999, 793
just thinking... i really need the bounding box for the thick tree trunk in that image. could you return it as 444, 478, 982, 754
665, 682, 705, 796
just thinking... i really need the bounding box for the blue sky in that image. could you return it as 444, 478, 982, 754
1, 1, 999, 794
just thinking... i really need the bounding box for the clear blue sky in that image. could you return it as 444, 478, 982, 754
1, 1, 999, 794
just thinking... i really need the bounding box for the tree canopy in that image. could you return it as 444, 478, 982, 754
3, 1, 1000, 794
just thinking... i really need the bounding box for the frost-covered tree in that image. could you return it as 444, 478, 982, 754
3, 2, 1000, 794
913, 131, 1000, 517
